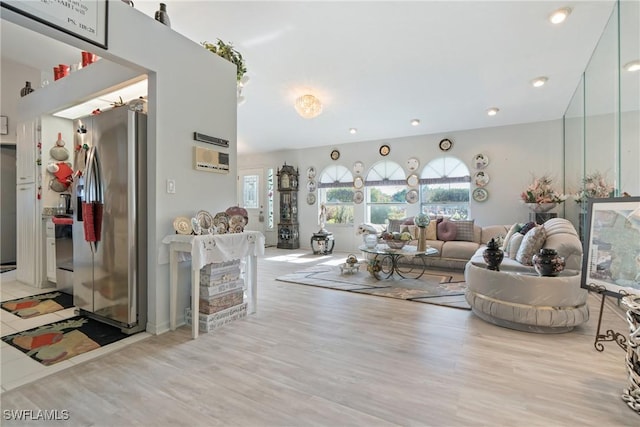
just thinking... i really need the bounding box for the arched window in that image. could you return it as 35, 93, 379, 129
420, 156, 471, 219
365, 160, 408, 224
318, 165, 354, 225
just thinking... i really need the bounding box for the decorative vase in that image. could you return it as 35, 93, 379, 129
532, 248, 565, 276
483, 238, 504, 271
155, 3, 171, 27
525, 202, 556, 213
417, 227, 427, 252
364, 234, 378, 249
20, 81, 34, 97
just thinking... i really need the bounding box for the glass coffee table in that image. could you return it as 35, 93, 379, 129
359, 244, 439, 280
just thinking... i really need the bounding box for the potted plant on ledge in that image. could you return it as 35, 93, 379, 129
202, 39, 247, 82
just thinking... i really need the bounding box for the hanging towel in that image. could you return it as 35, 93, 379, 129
82, 202, 96, 242
93, 202, 103, 242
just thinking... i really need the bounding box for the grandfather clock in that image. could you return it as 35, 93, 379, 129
277, 163, 300, 249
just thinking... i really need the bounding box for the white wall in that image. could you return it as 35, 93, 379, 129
0, 57, 40, 144
2, 1, 237, 333
239, 119, 564, 253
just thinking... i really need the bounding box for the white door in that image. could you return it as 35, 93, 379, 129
237, 168, 265, 234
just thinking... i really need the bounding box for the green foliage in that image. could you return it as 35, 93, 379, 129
326, 188, 354, 203
202, 39, 247, 81
423, 188, 469, 202
325, 205, 354, 224
370, 206, 405, 224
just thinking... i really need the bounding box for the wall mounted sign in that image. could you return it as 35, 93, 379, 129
1, 0, 109, 49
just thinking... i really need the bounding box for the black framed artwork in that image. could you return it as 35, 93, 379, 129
581, 197, 640, 298
1, 0, 109, 49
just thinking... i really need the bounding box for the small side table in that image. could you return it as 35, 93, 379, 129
311, 232, 335, 255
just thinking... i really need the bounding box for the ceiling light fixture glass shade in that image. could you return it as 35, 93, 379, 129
410, 119, 420, 126
295, 94, 323, 119
487, 107, 499, 116
349, 128, 357, 134
532, 76, 548, 87
549, 7, 571, 24
624, 60, 640, 72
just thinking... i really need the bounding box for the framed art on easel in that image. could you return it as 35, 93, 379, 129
581, 197, 640, 298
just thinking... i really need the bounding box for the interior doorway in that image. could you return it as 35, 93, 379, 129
1, 144, 17, 267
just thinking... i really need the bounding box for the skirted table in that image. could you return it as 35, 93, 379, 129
162, 231, 265, 339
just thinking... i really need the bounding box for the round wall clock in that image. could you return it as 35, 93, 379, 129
353, 161, 365, 175
379, 144, 391, 156
439, 138, 453, 152
330, 149, 340, 161
406, 157, 419, 171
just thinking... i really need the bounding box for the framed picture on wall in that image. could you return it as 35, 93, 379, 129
0, 116, 7, 135
581, 197, 640, 297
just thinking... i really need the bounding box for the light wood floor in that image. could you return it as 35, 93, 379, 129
0, 248, 636, 426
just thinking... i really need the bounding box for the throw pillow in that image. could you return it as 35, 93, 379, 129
516, 226, 547, 265
453, 220, 475, 242
506, 233, 525, 259
437, 220, 457, 241
502, 223, 523, 251
425, 221, 438, 240
519, 221, 537, 235
404, 217, 415, 225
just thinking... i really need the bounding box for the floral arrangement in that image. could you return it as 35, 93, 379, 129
573, 171, 614, 203
414, 213, 431, 228
520, 175, 567, 204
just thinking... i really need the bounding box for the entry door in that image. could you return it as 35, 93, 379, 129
238, 168, 265, 234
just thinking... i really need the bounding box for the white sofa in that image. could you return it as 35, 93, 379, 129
464, 218, 589, 333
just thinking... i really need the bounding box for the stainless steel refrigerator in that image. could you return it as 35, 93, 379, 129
72, 107, 147, 334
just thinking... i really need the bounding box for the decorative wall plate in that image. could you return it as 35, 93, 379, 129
473, 153, 489, 169
173, 216, 192, 235
353, 176, 364, 189
406, 174, 419, 187
474, 171, 490, 187
405, 189, 419, 204
353, 161, 365, 175
406, 157, 419, 171
330, 149, 340, 161
379, 144, 391, 156
307, 166, 316, 179
307, 193, 316, 205
353, 190, 364, 204
439, 138, 453, 152
307, 180, 317, 192
196, 210, 213, 229
472, 187, 489, 202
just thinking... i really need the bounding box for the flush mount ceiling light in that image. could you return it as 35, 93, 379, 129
487, 107, 499, 116
349, 128, 357, 134
410, 119, 420, 126
549, 7, 571, 24
624, 60, 640, 72
294, 94, 323, 119
532, 76, 548, 87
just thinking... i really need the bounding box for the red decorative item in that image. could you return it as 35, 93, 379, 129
53, 66, 61, 81
58, 64, 70, 78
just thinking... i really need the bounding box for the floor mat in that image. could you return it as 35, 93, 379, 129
1, 292, 74, 318
1, 316, 130, 366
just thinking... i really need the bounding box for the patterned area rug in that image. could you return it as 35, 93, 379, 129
276, 265, 470, 310
1, 292, 74, 318
1, 316, 129, 366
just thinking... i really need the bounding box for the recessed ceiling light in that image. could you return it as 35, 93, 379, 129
549, 7, 571, 24
410, 119, 420, 126
349, 128, 357, 134
532, 76, 548, 87
487, 108, 499, 116
624, 60, 640, 72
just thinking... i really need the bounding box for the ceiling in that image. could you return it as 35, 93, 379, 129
1, 1, 618, 154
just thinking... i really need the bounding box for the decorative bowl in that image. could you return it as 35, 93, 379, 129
385, 240, 407, 250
